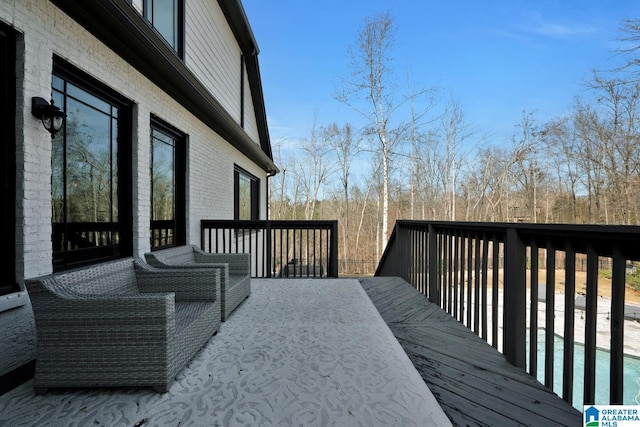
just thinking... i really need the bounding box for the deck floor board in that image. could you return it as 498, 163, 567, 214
360, 276, 582, 427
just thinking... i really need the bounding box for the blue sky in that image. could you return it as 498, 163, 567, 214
242, 1, 639, 148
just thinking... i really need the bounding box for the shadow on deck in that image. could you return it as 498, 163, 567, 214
360, 276, 582, 427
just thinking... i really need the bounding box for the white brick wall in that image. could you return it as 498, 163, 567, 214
1, 0, 269, 279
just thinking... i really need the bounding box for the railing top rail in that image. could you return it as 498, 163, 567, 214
396, 219, 640, 234
201, 219, 338, 229
395, 220, 640, 259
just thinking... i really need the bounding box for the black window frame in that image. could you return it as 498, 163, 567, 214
0, 23, 17, 295
51, 58, 133, 271
234, 165, 259, 221
150, 116, 187, 250
129, 0, 185, 59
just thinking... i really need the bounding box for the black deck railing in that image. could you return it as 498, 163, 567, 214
376, 220, 640, 407
201, 220, 339, 278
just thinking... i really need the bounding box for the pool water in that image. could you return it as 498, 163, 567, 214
527, 331, 640, 410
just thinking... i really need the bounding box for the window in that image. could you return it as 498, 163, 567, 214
51, 59, 133, 270
234, 166, 259, 220
150, 117, 186, 250
131, 0, 184, 57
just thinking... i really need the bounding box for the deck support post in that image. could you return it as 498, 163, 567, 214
503, 228, 526, 369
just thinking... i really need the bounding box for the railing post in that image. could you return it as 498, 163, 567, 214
428, 224, 439, 304
562, 244, 576, 403
265, 220, 272, 278
503, 228, 526, 369
610, 247, 626, 404
403, 223, 412, 284
583, 245, 598, 405
329, 220, 339, 277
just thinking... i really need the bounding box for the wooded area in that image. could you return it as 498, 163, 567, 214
268, 15, 640, 274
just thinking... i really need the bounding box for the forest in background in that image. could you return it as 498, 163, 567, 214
268, 14, 640, 274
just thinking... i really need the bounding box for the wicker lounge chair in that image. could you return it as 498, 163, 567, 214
145, 245, 250, 321
25, 257, 221, 394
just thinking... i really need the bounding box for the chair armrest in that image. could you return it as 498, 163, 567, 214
157, 261, 230, 286
193, 251, 250, 276
49, 293, 174, 321
134, 259, 219, 302
26, 277, 175, 344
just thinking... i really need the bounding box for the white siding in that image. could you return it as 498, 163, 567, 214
185, 1, 241, 126
184, 1, 262, 145
242, 60, 261, 143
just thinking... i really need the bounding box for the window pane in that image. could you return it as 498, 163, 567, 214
111, 115, 119, 221
65, 97, 114, 223
151, 128, 175, 222
67, 82, 111, 115
132, 0, 144, 14
152, 0, 177, 50
52, 75, 64, 92
131, 0, 181, 54
51, 91, 65, 224
238, 173, 252, 220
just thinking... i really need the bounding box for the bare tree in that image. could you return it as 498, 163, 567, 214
296, 114, 337, 220
613, 18, 640, 81
323, 123, 360, 267
580, 74, 640, 224
335, 11, 402, 254
507, 111, 548, 222
437, 96, 474, 220
269, 138, 290, 220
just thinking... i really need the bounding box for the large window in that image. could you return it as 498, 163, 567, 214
234, 166, 259, 220
131, 0, 184, 57
150, 117, 186, 250
51, 59, 132, 270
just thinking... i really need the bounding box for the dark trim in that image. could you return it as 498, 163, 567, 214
0, 360, 35, 396
0, 22, 17, 295
177, 0, 185, 58
245, 54, 273, 159
49, 0, 277, 174
150, 116, 187, 248
240, 54, 245, 128
216, 0, 259, 54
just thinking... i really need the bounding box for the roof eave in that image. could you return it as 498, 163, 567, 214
49, 0, 278, 174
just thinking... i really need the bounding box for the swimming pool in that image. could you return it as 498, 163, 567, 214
527, 331, 640, 410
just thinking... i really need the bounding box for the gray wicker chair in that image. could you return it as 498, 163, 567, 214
145, 245, 250, 321
25, 257, 221, 394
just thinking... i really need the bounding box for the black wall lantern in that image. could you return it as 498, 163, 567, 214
31, 97, 66, 136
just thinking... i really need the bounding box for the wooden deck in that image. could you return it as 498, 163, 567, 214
360, 276, 582, 427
